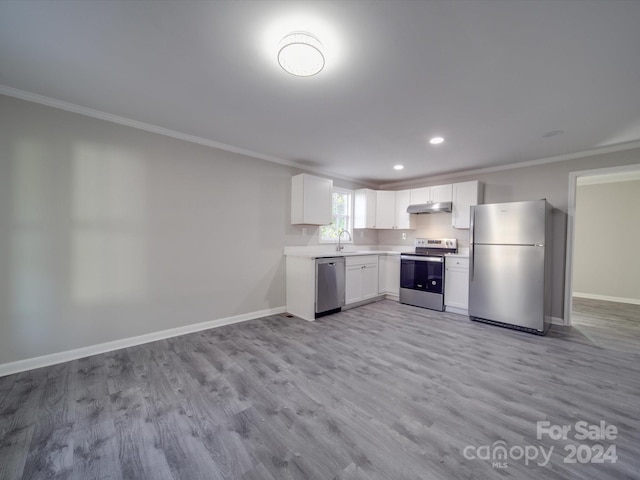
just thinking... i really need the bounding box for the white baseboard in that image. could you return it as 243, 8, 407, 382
342, 295, 387, 310
573, 292, 640, 306
550, 316, 565, 326
0, 306, 286, 378
445, 306, 469, 316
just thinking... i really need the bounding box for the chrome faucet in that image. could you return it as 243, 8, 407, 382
336, 229, 352, 251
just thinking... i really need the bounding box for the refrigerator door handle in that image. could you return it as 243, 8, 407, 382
469, 206, 475, 281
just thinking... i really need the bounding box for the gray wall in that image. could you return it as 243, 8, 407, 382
0, 95, 370, 365
573, 180, 640, 301
380, 148, 640, 319
2, 93, 640, 365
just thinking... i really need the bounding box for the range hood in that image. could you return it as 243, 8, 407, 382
406, 201, 452, 214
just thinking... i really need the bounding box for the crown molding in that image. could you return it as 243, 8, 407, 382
0, 85, 377, 188
577, 170, 640, 186
379, 140, 640, 189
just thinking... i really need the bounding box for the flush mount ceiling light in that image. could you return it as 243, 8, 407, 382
278, 32, 325, 77
393, 164, 404, 170
429, 136, 445, 145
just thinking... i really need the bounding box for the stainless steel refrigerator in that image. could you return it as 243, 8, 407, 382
469, 200, 553, 334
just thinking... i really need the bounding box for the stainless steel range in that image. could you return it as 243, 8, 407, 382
400, 238, 457, 311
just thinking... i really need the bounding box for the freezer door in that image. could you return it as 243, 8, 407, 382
473, 200, 546, 245
469, 244, 545, 331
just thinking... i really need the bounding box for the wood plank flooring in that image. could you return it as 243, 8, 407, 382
1, 299, 639, 479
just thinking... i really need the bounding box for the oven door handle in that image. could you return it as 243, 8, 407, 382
400, 255, 443, 263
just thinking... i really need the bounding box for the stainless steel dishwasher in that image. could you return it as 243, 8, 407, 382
315, 257, 346, 318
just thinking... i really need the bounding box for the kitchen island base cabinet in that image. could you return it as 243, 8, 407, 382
345, 256, 379, 305
445, 256, 469, 315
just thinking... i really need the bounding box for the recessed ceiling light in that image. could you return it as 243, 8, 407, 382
278, 32, 325, 77
394, 164, 404, 170
429, 136, 444, 145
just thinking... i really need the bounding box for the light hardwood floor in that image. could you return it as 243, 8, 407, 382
1, 299, 639, 479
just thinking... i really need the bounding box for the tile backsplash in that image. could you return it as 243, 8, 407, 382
377, 213, 470, 248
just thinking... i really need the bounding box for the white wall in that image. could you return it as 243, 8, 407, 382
0, 95, 371, 366
573, 180, 640, 303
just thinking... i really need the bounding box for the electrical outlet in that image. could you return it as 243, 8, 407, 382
402, 232, 407, 240
302, 227, 307, 236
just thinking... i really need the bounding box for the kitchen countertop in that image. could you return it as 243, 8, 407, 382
285, 250, 402, 259
284, 245, 470, 259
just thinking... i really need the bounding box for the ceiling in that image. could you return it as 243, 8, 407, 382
1, 0, 639, 186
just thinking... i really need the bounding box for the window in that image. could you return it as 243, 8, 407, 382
319, 187, 353, 243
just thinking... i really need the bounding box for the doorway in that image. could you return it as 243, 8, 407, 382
564, 164, 640, 331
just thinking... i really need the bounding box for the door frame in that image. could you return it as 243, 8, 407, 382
564, 163, 640, 325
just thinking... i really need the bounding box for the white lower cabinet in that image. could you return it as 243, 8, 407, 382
444, 256, 469, 314
378, 254, 400, 297
345, 255, 379, 305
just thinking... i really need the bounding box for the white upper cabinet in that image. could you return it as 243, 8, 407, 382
431, 184, 452, 203
375, 191, 396, 229
291, 174, 333, 225
394, 189, 415, 229
409, 184, 452, 204
354, 189, 377, 229
452, 181, 484, 229
409, 187, 431, 205
354, 188, 415, 230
